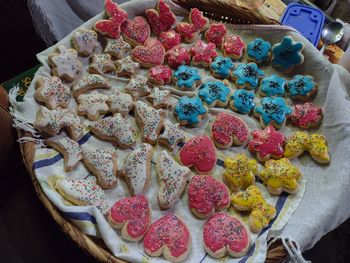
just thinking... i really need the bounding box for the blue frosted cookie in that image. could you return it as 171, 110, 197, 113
288, 75, 317, 101
247, 38, 272, 63
254, 97, 292, 129
259, 74, 286, 97
174, 96, 207, 126
230, 89, 255, 114
210, 56, 234, 79
198, 80, 231, 107
232, 62, 265, 90
172, 65, 202, 90
271, 36, 305, 73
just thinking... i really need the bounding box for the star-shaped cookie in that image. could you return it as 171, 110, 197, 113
124, 76, 151, 99
147, 87, 171, 109
115, 56, 140, 77
89, 54, 115, 75
158, 120, 185, 150
104, 37, 131, 59
77, 91, 109, 121
71, 28, 98, 56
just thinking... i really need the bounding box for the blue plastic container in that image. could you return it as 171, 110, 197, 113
280, 3, 325, 46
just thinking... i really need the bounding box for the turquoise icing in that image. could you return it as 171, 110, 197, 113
210, 56, 234, 78
272, 36, 304, 71
173, 65, 201, 89
231, 89, 255, 114
247, 38, 271, 63
260, 74, 286, 97
198, 80, 231, 106
254, 97, 292, 125
175, 96, 207, 124
232, 62, 265, 89
288, 75, 316, 97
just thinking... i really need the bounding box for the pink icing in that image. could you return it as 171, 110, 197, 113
158, 30, 181, 50
104, 0, 127, 21
122, 16, 150, 45
188, 175, 229, 215
179, 135, 217, 173
166, 45, 191, 69
203, 213, 249, 254
132, 38, 165, 66
212, 112, 249, 146
148, 65, 172, 84
222, 35, 245, 57
205, 23, 227, 46
143, 214, 190, 257
248, 126, 286, 158
290, 102, 323, 129
190, 8, 208, 31
110, 196, 150, 238
175, 23, 197, 41
145, 0, 176, 35
191, 40, 218, 64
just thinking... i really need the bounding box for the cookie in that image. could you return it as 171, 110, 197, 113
287, 75, 317, 101
210, 56, 234, 79
145, 0, 176, 35
172, 65, 201, 90
34, 106, 84, 141
211, 112, 249, 149
158, 30, 181, 51
204, 23, 227, 46
131, 38, 165, 68
108, 196, 151, 242
221, 35, 246, 60
71, 28, 98, 56
254, 97, 292, 129
259, 74, 286, 97
190, 40, 218, 67
229, 89, 255, 114
147, 87, 172, 109
35, 76, 70, 110
46, 134, 82, 172
134, 101, 165, 145
248, 126, 286, 162
89, 54, 115, 75
104, 37, 131, 59
232, 62, 265, 90
121, 16, 150, 46
77, 91, 109, 121
90, 113, 136, 148
94, 0, 128, 39
48, 46, 82, 82
148, 65, 172, 85
271, 36, 305, 73
174, 96, 207, 126
290, 102, 323, 129
115, 56, 140, 77
82, 147, 118, 189
188, 175, 230, 219
124, 76, 151, 99
107, 90, 134, 116
203, 213, 250, 258
156, 150, 191, 209
198, 80, 231, 107
143, 214, 191, 262
72, 74, 111, 97
259, 158, 302, 195
158, 120, 185, 150
166, 45, 191, 69
231, 185, 276, 233
179, 135, 217, 174
247, 38, 272, 63
223, 154, 257, 192
122, 143, 153, 196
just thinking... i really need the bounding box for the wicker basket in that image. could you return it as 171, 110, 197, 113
16, 0, 291, 262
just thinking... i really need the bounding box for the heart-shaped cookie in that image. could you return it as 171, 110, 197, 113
143, 214, 191, 262
179, 135, 217, 174
132, 38, 165, 68
108, 196, 151, 242
122, 16, 150, 46
203, 212, 250, 258
188, 175, 229, 219
145, 0, 176, 35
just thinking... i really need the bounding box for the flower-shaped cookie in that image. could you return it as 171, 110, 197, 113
287, 75, 317, 101
204, 23, 227, 46
221, 35, 246, 59
259, 74, 286, 97
172, 65, 201, 90
254, 97, 292, 129
231, 185, 276, 233
259, 158, 302, 195
290, 102, 323, 129
229, 89, 255, 114
210, 56, 234, 79
232, 62, 265, 90
223, 154, 258, 192
190, 40, 218, 67
158, 30, 181, 51
198, 80, 231, 107
148, 65, 172, 85
247, 38, 271, 63
166, 45, 191, 69
174, 96, 207, 126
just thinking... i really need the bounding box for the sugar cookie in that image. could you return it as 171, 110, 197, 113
198, 80, 231, 107
148, 65, 172, 85
71, 28, 98, 56
115, 56, 140, 77
210, 56, 234, 79
145, 0, 176, 35
89, 54, 115, 75
107, 90, 134, 116
77, 92, 109, 121
232, 62, 264, 90
205, 23, 227, 46
290, 102, 323, 129
73, 74, 111, 97
122, 16, 150, 46
166, 45, 191, 69
190, 40, 218, 67
174, 96, 207, 126
172, 65, 201, 90
132, 38, 165, 68
158, 30, 181, 51
147, 87, 172, 109
222, 35, 246, 60
247, 38, 271, 63
229, 89, 255, 114
158, 120, 185, 150
287, 74, 317, 101
104, 37, 131, 59
259, 74, 286, 97
124, 76, 151, 99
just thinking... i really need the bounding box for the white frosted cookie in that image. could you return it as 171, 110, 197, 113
147, 87, 171, 109
124, 76, 151, 99
73, 74, 111, 97
89, 54, 115, 75
107, 90, 134, 116
158, 120, 185, 150
115, 56, 140, 77
104, 37, 131, 59
71, 28, 98, 56
77, 91, 109, 121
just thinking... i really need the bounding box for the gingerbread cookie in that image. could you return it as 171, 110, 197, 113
147, 87, 172, 109
73, 74, 111, 97
247, 38, 272, 63
210, 56, 234, 79
174, 96, 207, 126
121, 16, 150, 46
259, 74, 286, 97
115, 56, 140, 77
107, 90, 134, 116
77, 92, 109, 121
287, 75, 317, 101
71, 28, 98, 56
198, 80, 231, 107
124, 76, 151, 99
290, 102, 323, 129
158, 120, 185, 150
89, 54, 115, 75
190, 40, 218, 67
145, 0, 176, 35
204, 23, 227, 46
232, 62, 264, 90
172, 65, 201, 90
104, 37, 131, 59
131, 38, 165, 68
229, 89, 255, 114
148, 65, 172, 85
166, 45, 191, 69
158, 30, 181, 51
222, 35, 246, 60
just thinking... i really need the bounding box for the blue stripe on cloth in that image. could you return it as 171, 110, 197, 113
63, 212, 97, 224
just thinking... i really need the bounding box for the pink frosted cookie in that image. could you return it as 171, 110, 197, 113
290, 102, 323, 129
188, 175, 229, 219
145, 0, 176, 35
148, 65, 172, 85
89, 54, 115, 75
147, 87, 172, 109
108, 196, 151, 241
205, 23, 227, 46
248, 125, 286, 162
190, 40, 218, 67
71, 28, 98, 57
222, 35, 246, 59
104, 37, 131, 59
166, 45, 191, 69
203, 213, 250, 258
158, 30, 181, 51
143, 214, 191, 262
122, 16, 150, 47
132, 38, 165, 68
211, 112, 249, 149
158, 120, 185, 150
72, 74, 111, 98
107, 90, 134, 116
77, 91, 109, 121
179, 135, 217, 174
